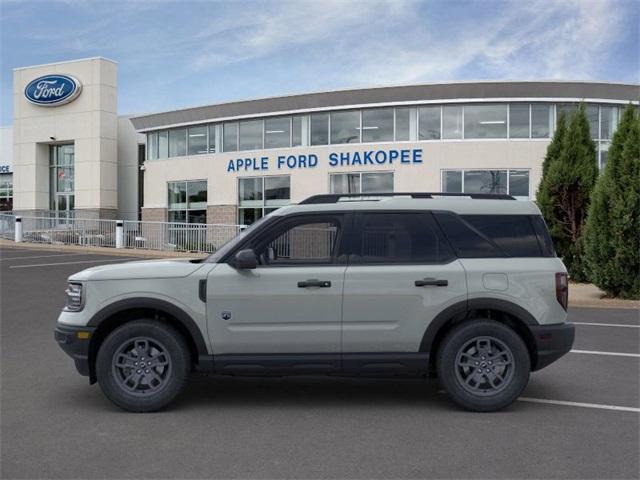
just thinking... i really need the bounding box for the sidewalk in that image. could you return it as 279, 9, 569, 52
0, 238, 208, 259
569, 282, 639, 310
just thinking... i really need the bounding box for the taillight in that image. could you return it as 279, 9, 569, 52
555, 272, 568, 311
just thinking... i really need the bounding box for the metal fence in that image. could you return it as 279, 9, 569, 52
122, 220, 244, 252
21, 216, 118, 248
0, 213, 245, 254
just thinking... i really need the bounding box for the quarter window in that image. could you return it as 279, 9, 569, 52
461, 215, 542, 257
356, 213, 453, 264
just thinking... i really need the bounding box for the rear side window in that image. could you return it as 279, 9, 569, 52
461, 215, 543, 257
434, 212, 503, 258
354, 212, 454, 264
531, 215, 556, 257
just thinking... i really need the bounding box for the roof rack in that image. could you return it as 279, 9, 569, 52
299, 192, 515, 204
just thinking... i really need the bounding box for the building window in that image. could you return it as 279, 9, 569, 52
600, 106, 619, 140
531, 104, 552, 138
238, 176, 290, 225
49, 144, 75, 217
168, 128, 187, 157
395, 107, 411, 141
310, 113, 329, 146
464, 104, 507, 139
187, 126, 208, 155
509, 104, 530, 139
419, 106, 441, 140
362, 108, 394, 143
0, 173, 12, 211
208, 124, 217, 153
223, 122, 239, 152
292, 116, 303, 147
442, 169, 530, 199
585, 104, 599, 140
265, 117, 291, 149
330, 110, 360, 144
330, 171, 394, 194
168, 180, 207, 223
147, 132, 158, 160
158, 131, 169, 159
239, 119, 263, 151
442, 105, 463, 139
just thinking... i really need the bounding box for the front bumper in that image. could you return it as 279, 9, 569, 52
530, 322, 575, 371
54, 324, 95, 377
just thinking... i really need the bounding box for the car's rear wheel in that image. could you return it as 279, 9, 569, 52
96, 320, 190, 412
437, 320, 530, 412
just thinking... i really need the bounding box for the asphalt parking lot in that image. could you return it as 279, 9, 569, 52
1, 245, 638, 479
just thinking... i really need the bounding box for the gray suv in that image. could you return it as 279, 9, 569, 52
55, 193, 575, 412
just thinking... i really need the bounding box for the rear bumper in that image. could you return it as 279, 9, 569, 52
530, 322, 575, 371
54, 325, 95, 377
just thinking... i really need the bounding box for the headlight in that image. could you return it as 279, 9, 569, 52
64, 283, 84, 312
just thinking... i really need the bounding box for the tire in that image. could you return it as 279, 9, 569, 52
436, 320, 530, 412
96, 320, 191, 412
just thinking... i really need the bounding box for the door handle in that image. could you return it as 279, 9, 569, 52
415, 278, 448, 287
298, 279, 332, 288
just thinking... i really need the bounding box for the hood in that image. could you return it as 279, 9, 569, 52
68, 258, 205, 282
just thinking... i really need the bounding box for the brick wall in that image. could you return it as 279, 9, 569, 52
207, 205, 237, 225
141, 208, 167, 223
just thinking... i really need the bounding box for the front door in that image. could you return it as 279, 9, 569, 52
341, 212, 467, 366
206, 213, 348, 361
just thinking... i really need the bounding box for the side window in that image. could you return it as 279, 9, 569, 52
254, 216, 342, 266
434, 212, 503, 258
461, 215, 542, 257
355, 212, 453, 264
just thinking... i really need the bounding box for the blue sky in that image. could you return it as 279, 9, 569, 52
1, 0, 638, 126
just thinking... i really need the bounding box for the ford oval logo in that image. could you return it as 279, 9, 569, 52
24, 74, 82, 106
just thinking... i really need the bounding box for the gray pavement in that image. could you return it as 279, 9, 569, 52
1, 245, 638, 479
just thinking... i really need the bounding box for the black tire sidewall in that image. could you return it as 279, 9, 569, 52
96, 320, 190, 412
437, 320, 530, 412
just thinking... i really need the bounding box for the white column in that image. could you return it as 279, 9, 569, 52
14, 217, 23, 243
115, 220, 124, 248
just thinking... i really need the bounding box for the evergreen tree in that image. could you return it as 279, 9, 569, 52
537, 104, 598, 281
584, 106, 640, 298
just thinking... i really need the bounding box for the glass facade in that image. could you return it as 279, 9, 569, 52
144, 102, 624, 160
0, 173, 12, 211
442, 169, 530, 199
49, 144, 75, 217
238, 176, 290, 225
168, 180, 207, 223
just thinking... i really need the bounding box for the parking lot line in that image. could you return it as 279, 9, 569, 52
570, 349, 640, 358
518, 397, 640, 413
9, 258, 139, 269
573, 322, 640, 328
1, 253, 90, 261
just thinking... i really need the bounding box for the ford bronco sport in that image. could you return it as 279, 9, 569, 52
55, 193, 575, 412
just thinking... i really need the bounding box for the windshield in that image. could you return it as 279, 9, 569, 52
205, 214, 273, 263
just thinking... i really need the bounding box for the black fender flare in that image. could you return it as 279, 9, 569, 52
87, 297, 209, 357
419, 298, 538, 353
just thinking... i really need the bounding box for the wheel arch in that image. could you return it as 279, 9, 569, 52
421, 298, 539, 373
87, 298, 209, 383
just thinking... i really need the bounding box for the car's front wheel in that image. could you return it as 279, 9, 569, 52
96, 320, 191, 412
436, 320, 530, 412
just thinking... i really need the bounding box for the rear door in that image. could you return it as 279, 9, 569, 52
341, 211, 467, 357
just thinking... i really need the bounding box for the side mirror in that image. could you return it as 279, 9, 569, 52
232, 249, 258, 270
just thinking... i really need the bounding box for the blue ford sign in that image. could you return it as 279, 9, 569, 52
24, 74, 82, 106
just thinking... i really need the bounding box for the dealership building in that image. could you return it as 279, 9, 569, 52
4, 57, 638, 224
